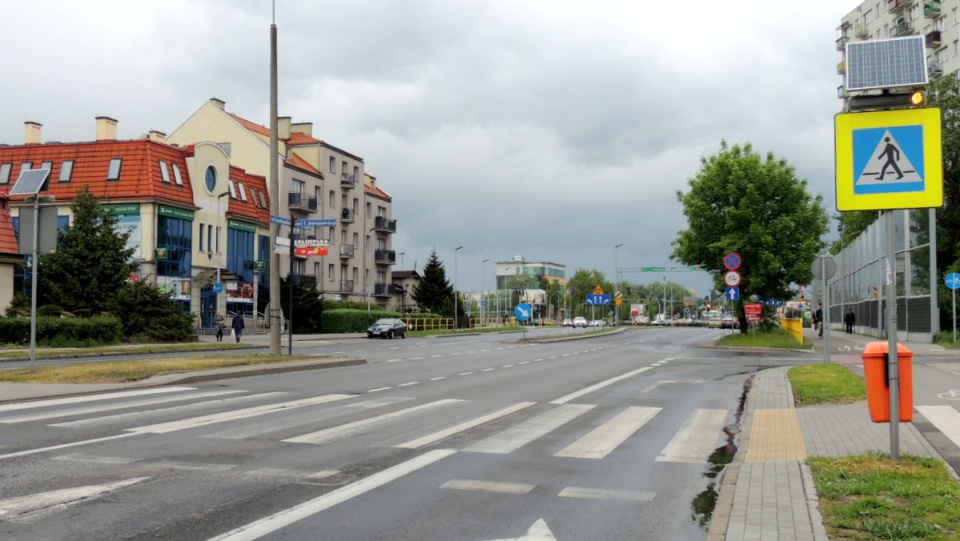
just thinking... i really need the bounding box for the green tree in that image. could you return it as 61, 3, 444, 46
111, 281, 194, 341
412, 250, 456, 317
672, 142, 829, 331
280, 275, 324, 333
39, 185, 137, 315
566, 269, 611, 318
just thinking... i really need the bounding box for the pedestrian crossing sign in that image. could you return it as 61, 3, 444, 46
835, 108, 942, 211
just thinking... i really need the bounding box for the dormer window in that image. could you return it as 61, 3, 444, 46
59, 160, 74, 182
238, 182, 247, 201
0, 163, 11, 184
107, 158, 122, 181
172, 163, 183, 185
159, 160, 170, 183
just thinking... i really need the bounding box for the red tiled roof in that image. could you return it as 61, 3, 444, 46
365, 183, 392, 202
0, 196, 19, 255
226, 166, 270, 225
0, 140, 196, 209
286, 153, 322, 176
228, 113, 271, 138
287, 131, 322, 145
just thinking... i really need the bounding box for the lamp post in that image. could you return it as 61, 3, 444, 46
482, 258, 489, 324
614, 243, 623, 325
663, 276, 667, 324
454, 246, 463, 330
216, 191, 230, 315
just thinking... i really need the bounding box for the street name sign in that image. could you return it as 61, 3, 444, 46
296, 219, 337, 228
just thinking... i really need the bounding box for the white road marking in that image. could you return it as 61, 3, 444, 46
395, 402, 536, 449
554, 406, 661, 459
440, 479, 535, 494
466, 404, 595, 454
0, 476, 150, 524
558, 486, 656, 502
483, 368, 495, 372
486, 518, 558, 541
128, 394, 355, 435
397, 382, 419, 387
0, 387, 196, 413
519, 361, 529, 365
656, 409, 729, 463
52, 453, 135, 464
501, 364, 514, 368
549, 366, 653, 405
368, 387, 391, 393
429, 376, 447, 381
283, 399, 466, 445
459, 372, 474, 376
916, 406, 960, 448
0, 433, 138, 460
207, 449, 456, 541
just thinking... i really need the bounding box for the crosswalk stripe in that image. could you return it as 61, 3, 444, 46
554, 406, 661, 459
0, 476, 150, 524
916, 406, 960, 449
0, 387, 196, 413
440, 479, 536, 494
394, 402, 536, 449
656, 409, 729, 463
558, 486, 656, 501
465, 404, 595, 454
128, 394, 355, 434
550, 366, 653, 405
283, 399, 466, 445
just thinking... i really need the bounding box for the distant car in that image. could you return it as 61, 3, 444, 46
367, 318, 407, 339
573, 316, 588, 328
562, 318, 573, 327
720, 315, 739, 329
589, 319, 605, 327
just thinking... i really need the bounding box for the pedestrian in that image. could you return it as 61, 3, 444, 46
231, 312, 245, 343
844, 309, 855, 334
213, 311, 225, 342
815, 303, 823, 337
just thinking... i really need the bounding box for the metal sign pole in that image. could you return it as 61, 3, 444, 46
886, 210, 900, 460
822, 257, 831, 364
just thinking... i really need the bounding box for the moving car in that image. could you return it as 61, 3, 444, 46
572, 316, 588, 328
367, 318, 407, 339
562, 318, 573, 327
720, 315, 739, 329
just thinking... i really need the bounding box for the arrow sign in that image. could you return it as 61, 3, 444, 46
726, 287, 740, 301
946, 273, 960, 290
486, 518, 558, 541
586, 294, 611, 305
514, 303, 532, 321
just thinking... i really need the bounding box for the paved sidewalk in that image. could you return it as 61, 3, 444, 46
711, 328, 953, 540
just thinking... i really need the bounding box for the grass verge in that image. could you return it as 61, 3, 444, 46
716, 327, 810, 349
809, 452, 960, 540
788, 363, 867, 406
0, 342, 250, 359
0, 354, 312, 384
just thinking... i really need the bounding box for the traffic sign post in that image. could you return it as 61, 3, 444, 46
946, 273, 960, 344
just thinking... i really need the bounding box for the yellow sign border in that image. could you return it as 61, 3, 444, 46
835, 108, 943, 211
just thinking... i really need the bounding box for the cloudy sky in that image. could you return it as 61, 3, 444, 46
0, 0, 859, 297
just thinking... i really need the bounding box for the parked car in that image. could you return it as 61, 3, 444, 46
367, 318, 407, 339
720, 315, 739, 329
562, 318, 573, 327
573, 316, 588, 328
589, 319, 605, 327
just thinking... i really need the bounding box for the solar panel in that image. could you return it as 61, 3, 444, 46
9, 168, 50, 196
846, 36, 927, 92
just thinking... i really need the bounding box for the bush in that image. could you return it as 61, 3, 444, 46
0, 316, 123, 346
111, 281, 194, 342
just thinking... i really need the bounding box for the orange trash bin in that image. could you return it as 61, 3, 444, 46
862, 341, 913, 423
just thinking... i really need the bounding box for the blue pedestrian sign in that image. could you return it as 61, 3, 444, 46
586, 294, 611, 306
946, 273, 960, 290
725, 287, 740, 301
515, 303, 532, 321
852, 126, 924, 195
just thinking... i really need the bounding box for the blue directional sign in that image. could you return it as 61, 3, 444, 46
946, 273, 960, 291
515, 303, 532, 321
213, 282, 224, 294
725, 287, 740, 301
270, 215, 292, 226
586, 294, 611, 306
296, 219, 337, 228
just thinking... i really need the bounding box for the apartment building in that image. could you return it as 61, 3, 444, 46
168, 98, 399, 309
0, 117, 270, 327
837, 0, 958, 100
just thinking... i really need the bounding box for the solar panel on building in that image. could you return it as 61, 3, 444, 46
846, 36, 927, 92
9, 168, 50, 196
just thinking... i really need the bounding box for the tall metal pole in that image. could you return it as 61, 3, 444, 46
268, 4, 281, 354
482, 258, 489, 324
454, 246, 463, 330
614, 243, 622, 324
29, 196, 39, 373
886, 210, 901, 460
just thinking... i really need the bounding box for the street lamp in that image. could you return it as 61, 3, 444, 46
454, 246, 463, 330
482, 258, 489, 323
614, 243, 623, 325
216, 191, 230, 314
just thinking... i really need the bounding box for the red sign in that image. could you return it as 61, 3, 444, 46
745, 302, 762, 323
129, 273, 141, 283
295, 246, 329, 257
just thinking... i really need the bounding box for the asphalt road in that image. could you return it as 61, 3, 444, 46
0, 327, 815, 541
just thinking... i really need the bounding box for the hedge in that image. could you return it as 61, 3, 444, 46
0, 316, 123, 346
320, 310, 442, 333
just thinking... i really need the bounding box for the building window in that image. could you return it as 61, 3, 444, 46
0, 163, 11, 184
107, 158, 122, 181
59, 160, 74, 182
199, 222, 205, 252
342, 161, 349, 177
328, 264, 335, 281
259, 190, 268, 209
40, 161, 53, 171
238, 182, 248, 201
172, 163, 183, 185
205, 165, 217, 192
329, 156, 336, 172
22, 161, 32, 172
329, 190, 336, 208
159, 160, 170, 183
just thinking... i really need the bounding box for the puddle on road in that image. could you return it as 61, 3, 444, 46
689, 373, 754, 531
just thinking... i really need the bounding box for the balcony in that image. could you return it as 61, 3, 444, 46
925, 2, 943, 18
341, 208, 355, 223
375, 249, 397, 265
836, 35, 849, 51
926, 30, 941, 48
340, 172, 356, 189
372, 216, 397, 233
837, 61, 846, 75
287, 192, 318, 213
888, 0, 914, 13
339, 279, 354, 292
855, 24, 869, 38
340, 244, 355, 259
929, 61, 944, 77
894, 18, 914, 36
373, 283, 399, 297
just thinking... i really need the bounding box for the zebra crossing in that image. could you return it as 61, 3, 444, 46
0, 385, 733, 465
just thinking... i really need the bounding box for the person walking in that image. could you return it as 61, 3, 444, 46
844, 309, 855, 334
231, 312, 245, 343
815, 303, 823, 337
213, 311, 225, 342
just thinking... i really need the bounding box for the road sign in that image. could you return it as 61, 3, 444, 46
213, 282, 224, 294
725, 287, 740, 301
723, 271, 742, 287
296, 219, 337, 228
745, 302, 762, 323
835, 108, 943, 211
295, 246, 329, 257
946, 273, 960, 290
811, 257, 837, 281
586, 294, 611, 306
593, 285, 605, 295
514, 303, 532, 321
615, 298, 623, 307
723, 252, 742, 271
639, 267, 667, 272
270, 215, 292, 226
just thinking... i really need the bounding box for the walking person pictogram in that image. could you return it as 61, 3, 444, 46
877, 137, 904, 180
